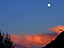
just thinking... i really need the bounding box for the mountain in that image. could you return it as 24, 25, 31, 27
42, 31, 64, 48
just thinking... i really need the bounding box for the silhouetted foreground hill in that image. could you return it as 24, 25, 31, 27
42, 31, 64, 48
0, 31, 15, 48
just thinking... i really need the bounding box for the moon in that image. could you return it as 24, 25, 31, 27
47, 3, 51, 7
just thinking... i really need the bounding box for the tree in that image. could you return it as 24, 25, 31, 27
0, 31, 15, 48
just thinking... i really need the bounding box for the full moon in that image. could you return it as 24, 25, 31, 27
47, 3, 51, 7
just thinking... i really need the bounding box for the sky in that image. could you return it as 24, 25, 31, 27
0, 0, 64, 34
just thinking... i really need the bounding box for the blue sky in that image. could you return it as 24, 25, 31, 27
0, 0, 64, 34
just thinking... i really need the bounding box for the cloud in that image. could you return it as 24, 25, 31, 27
11, 33, 57, 48
10, 25, 64, 48
50, 25, 64, 34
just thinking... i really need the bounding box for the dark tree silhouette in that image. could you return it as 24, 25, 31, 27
0, 31, 15, 48
42, 31, 64, 48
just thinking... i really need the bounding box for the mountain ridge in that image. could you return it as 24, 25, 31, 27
42, 31, 64, 48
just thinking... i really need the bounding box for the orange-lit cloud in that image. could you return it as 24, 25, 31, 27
11, 33, 57, 48
50, 25, 64, 34
11, 25, 64, 48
